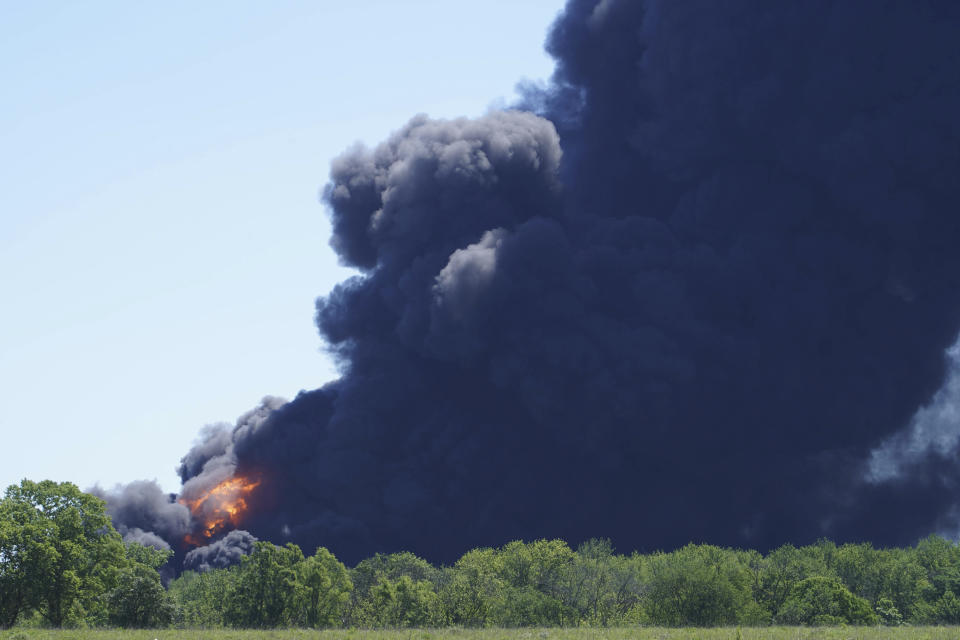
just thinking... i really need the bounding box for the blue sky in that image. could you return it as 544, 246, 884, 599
0, 1, 562, 494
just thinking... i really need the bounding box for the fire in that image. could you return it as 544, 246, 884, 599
180, 475, 261, 546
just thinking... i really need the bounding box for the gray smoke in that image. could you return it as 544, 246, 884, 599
95, 400, 283, 565
868, 338, 960, 484
121, 527, 172, 552
183, 529, 258, 572
92, 480, 191, 544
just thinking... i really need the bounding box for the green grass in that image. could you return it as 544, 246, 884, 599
4, 629, 960, 640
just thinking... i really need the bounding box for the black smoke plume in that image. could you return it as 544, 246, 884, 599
105, 0, 960, 566
183, 530, 258, 573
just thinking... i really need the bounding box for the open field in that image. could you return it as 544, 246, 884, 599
5, 629, 960, 640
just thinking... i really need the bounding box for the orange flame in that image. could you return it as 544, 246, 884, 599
180, 475, 261, 546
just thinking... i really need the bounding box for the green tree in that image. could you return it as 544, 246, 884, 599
492, 539, 574, 626
565, 538, 618, 625
875, 596, 903, 626
877, 547, 929, 621
644, 544, 759, 626
0, 480, 125, 627
606, 552, 650, 623
224, 541, 303, 628
106, 543, 175, 628
489, 585, 567, 627
0, 487, 55, 628
929, 589, 960, 624
354, 575, 441, 627
168, 568, 235, 627
295, 547, 352, 627
754, 544, 826, 618
777, 575, 878, 625
350, 551, 438, 609
822, 542, 928, 622
915, 535, 960, 599
352, 551, 439, 589
440, 547, 503, 626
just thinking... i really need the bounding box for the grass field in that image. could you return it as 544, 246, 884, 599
4, 628, 960, 640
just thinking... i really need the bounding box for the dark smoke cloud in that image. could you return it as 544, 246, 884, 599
92, 480, 191, 546
112, 0, 960, 566
177, 423, 234, 484
121, 527, 172, 552
183, 530, 258, 573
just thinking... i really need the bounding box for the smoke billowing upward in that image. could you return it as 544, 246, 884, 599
91, 480, 191, 550
102, 0, 960, 568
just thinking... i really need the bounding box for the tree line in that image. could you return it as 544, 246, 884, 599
6, 480, 960, 628
0, 480, 173, 628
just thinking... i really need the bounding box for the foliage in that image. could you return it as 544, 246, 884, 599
753, 543, 831, 618
167, 568, 235, 627
14, 479, 960, 629
0, 488, 53, 629
294, 547, 353, 627
875, 596, 904, 626
644, 544, 758, 626
105, 544, 175, 628
0, 480, 165, 629
353, 575, 441, 627
223, 542, 303, 628
11, 628, 960, 640
438, 547, 502, 627
776, 575, 878, 625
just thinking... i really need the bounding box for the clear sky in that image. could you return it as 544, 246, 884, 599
0, 1, 563, 494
